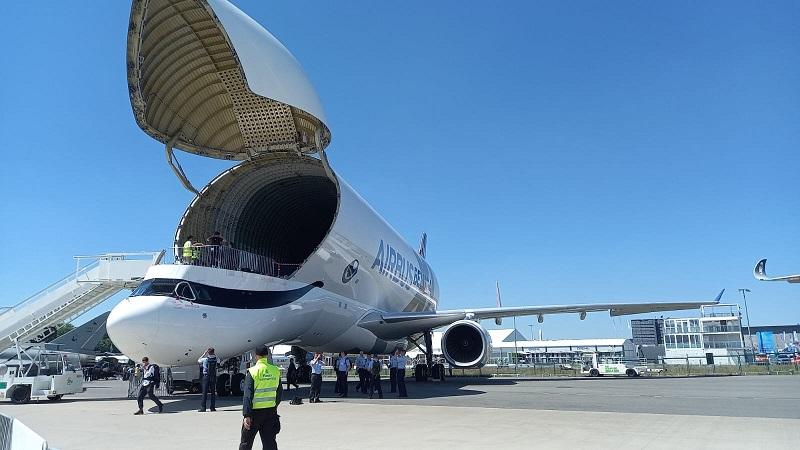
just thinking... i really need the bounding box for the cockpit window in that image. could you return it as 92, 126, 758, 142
130, 279, 180, 297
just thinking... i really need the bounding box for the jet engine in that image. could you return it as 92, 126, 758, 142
441, 320, 492, 368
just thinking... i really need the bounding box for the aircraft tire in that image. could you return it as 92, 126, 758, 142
10, 385, 31, 404
231, 373, 245, 396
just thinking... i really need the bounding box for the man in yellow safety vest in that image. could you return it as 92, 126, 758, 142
182, 235, 198, 264
240, 345, 283, 450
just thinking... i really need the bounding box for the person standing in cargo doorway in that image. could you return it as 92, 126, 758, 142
197, 347, 218, 412
182, 235, 197, 264
206, 231, 225, 267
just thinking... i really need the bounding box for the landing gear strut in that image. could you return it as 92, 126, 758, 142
412, 330, 435, 382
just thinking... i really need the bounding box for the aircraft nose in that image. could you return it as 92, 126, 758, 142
107, 296, 163, 363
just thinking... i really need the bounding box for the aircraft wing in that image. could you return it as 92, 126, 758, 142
754, 259, 800, 283
359, 290, 724, 340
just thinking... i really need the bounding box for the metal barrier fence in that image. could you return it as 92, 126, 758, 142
127, 367, 173, 399
445, 355, 799, 378
171, 245, 299, 278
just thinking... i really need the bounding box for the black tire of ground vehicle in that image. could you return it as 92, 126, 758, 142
10, 385, 31, 404
47, 395, 63, 401
231, 373, 245, 396
216, 373, 230, 397
589, 369, 599, 377
626, 369, 637, 377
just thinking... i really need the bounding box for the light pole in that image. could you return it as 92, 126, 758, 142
738, 288, 752, 353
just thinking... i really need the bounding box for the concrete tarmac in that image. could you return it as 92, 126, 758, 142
1, 376, 797, 449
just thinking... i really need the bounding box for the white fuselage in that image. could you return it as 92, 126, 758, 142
107, 174, 440, 366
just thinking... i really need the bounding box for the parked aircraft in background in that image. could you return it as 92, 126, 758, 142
107, 0, 722, 370
754, 259, 800, 284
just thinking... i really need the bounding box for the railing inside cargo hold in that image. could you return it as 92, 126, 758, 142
171, 245, 300, 278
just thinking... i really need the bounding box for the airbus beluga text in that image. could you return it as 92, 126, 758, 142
107, 0, 721, 368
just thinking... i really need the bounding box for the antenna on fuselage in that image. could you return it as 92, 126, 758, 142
418, 232, 427, 258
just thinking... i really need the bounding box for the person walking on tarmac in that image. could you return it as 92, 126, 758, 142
134, 357, 163, 415
368, 354, 384, 399
309, 352, 324, 403
240, 345, 283, 450
389, 349, 399, 393
197, 347, 218, 412
396, 350, 408, 398
335, 351, 351, 397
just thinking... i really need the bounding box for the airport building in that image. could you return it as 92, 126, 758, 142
630, 319, 664, 345
408, 329, 636, 365
663, 304, 745, 365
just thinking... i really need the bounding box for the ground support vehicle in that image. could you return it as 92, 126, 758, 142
580, 353, 649, 377
0, 345, 84, 403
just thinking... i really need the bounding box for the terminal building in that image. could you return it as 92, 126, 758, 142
408, 329, 636, 365
662, 304, 745, 365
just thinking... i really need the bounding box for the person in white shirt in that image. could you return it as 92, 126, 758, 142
309, 352, 324, 403
389, 350, 399, 393
134, 356, 163, 415
335, 351, 351, 397
396, 350, 408, 398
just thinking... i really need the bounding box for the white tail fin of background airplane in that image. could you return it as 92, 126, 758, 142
495, 281, 503, 325
418, 232, 427, 258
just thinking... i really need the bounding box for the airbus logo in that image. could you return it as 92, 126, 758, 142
342, 260, 359, 283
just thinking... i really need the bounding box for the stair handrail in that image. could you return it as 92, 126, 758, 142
0, 261, 100, 317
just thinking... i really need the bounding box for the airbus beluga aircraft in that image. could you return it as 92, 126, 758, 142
107, 0, 721, 368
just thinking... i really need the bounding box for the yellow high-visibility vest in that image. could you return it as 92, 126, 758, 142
183, 240, 194, 258
248, 358, 280, 409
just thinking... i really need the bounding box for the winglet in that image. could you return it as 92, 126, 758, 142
495, 282, 502, 326
754, 259, 768, 281
714, 289, 725, 304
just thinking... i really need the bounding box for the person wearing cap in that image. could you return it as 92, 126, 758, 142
197, 347, 218, 412
240, 345, 283, 450
309, 352, 324, 403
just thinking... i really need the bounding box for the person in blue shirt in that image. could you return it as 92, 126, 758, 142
309, 352, 324, 403
197, 347, 218, 412
335, 351, 351, 397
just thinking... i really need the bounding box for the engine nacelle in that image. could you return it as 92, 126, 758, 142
441, 320, 492, 368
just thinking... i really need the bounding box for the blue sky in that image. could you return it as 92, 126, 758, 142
0, 1, 797, 340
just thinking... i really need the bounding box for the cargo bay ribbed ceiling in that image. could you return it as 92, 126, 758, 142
127, 0, 331, 160
176, 155, 338, 268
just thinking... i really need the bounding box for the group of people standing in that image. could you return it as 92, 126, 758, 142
283, 348, 411, 401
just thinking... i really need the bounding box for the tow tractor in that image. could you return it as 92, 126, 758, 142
580, 352, 648, 377
0, 343, 85, 403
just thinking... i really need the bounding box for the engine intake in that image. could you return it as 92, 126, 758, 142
441, 320, 492, 368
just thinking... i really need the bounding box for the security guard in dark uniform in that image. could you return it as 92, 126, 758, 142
240, 345, 283, 450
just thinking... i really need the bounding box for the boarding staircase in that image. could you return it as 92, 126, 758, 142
0, 251, 163, 349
